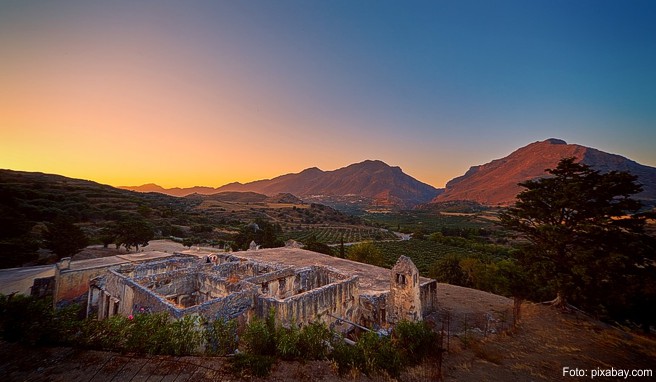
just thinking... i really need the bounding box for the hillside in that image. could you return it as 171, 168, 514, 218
0, 170, 371, 267
123, 160, 442, 209
433, 139, 656, 206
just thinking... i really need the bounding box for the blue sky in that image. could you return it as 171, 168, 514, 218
1, 0, 655, 187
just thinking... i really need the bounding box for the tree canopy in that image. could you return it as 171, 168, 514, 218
499, 158, 656, 330
347, 242, 384, 267
44, 216, 89, 260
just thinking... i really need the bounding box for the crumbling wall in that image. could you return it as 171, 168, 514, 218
54, 261, 121, 306
256, 276, 358, 327
31, 276, 54, 298
214, 261, 280, 281
122, 257, 198, 278
358, 293, 389, 329
388, 256, 422, 323
420, 280, 438, 315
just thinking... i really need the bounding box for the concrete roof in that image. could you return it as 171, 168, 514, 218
181, 247, 434, 296
63, 251, 175, 272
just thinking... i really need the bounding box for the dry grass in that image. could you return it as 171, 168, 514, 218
441, 302, 656, 381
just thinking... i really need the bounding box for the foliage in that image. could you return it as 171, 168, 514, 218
205, 318, 238, 356
111, 217, 155, 252
0, 296, 445, 378
0, 205, 38, 267
298, 321, 332, 359
429, 253, 469, 285
364, 209, 493, 234
302, 234, 335, 256
234, 219, 284, 250
347, 242, 385, 267
44, 216, 89, 259
285, 226, 396, 245
499, 158, 656, 325
330, 332, 403, 378
392, 320, 440, 365
276, 324, 302, 359
0, 294, 82, 345
242, 311, 276, 356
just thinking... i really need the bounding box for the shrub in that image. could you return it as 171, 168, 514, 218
330, 337, 363, 376
205, 318, 238, 356
165, 315, 202, 355
393, 320, 440, 364
242, 316, 276, 356
330, 331, 403, 378
0, 294, 83, 346
298, 321, 331, 360
276, 325, 301, 360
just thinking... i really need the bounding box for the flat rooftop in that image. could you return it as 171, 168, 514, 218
181, 247, 434, 295
62, 251, 176, 272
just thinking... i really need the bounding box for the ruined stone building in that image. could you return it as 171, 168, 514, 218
54, 247, 438, 331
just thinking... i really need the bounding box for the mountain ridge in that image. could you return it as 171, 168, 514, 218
432, 139, 656, 206
122, 160, 441, 209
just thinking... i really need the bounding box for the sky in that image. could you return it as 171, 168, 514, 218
1, 0, 655, 188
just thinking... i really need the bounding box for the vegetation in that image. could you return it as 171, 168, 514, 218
0, 170, 372, 267
284, 226, 396, 244
347, 242, 385, 267
43, 216, 89, 259
364, 209, 494, 235
0, 296, 442, 379
499, 158, 656, 330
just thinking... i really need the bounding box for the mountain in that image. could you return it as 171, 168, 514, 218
432, 138, 656, 206
215, 160, 441, 208
124, 160, 442, 209
119, 183, 220, 197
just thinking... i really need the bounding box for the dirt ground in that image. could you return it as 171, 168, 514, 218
442, 303, 656, 382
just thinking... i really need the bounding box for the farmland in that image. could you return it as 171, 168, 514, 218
363, 210, 496, 234
371, 239, 481, 274
283, 226, 397, 244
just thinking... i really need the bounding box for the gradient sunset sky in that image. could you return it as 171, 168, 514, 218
2, 0, 655, 188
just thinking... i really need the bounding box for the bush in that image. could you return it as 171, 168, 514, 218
0, 294, 83, 346
242, 316, 276, 356
393, 320, 440, 364
276, 325, 301, 360
298, 321, 331, 360
205, 318, 238, 356
330, 332, 403, 378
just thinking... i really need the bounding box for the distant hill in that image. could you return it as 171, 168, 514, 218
124, 160, 442, 209
216, 160, 441, 209
120, 183, 220, 197
432, 138, 656, 206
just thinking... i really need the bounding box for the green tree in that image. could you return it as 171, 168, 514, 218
347, 242, 384, 267
0, 206, 38, 267
303, 234, 334, 256
114, 217, 154, 252
499, 158, 654, 317
338, 235, 346, 258
44, 216, 88, 259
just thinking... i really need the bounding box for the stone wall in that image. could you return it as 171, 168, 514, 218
255, 275, 359, 327
420, 280, 438, 316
